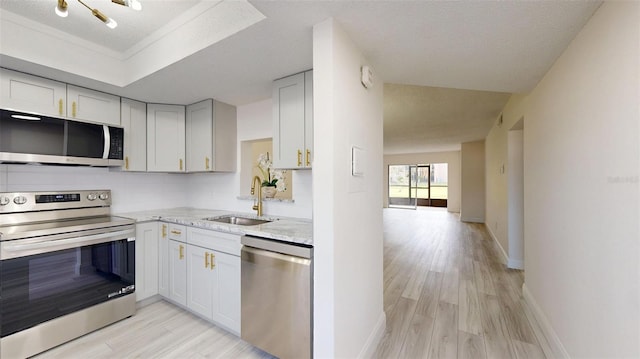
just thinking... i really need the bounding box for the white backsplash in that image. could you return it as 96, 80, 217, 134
0, 164, 188, 213
0, 164, 312, 218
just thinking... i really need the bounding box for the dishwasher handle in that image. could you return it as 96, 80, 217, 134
242, 245, 312, 266
241, 235, 312, 259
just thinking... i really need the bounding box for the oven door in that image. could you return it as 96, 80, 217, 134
0, 226, 135, 338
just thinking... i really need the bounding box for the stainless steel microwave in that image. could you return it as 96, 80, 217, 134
0, 109, 124, 166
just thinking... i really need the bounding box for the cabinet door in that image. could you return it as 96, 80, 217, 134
272, 72, 305, 169
168, 239, 187, 306
0, 68, 67, 117
147, 104, 185, 172
158, 223, 169, 297
186, 99, 213, 172
135, 222, 159, 302
187, 245, 214, 319
121, 98, 147, 171
303, 70, 313, 168
212, 250, 241, 334
67, 85, 121, 126
211, 100, 237, 172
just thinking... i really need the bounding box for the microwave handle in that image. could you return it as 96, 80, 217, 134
103, 125, 110, 159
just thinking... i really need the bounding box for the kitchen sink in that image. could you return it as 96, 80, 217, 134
202, 215, 273, 226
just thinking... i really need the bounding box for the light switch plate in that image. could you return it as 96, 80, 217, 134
352, 146, 364, 176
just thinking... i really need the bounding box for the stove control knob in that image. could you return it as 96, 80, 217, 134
87, 193, 97, 201
13, 196, 27, 205
0, 196, 10, 206
99, 193, 109, 201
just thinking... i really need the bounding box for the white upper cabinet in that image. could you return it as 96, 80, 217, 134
0, 68, 67, 117
272, 70, 313, 169
1, 69, 122, 126
67, 85, 121, 126
147, 104, 186, 172
121, 98, 147, 172
186, 99, 237, 172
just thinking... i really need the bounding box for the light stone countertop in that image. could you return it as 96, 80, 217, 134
117, 207, 312, 246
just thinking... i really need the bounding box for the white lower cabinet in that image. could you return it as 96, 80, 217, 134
185, 228, 241, 334
135, 222, 159, 302
187, 245, 214, 318
158, 223, 169, 297
211, 250, 241, 333
150, 224, 241, 335
186, 245, 241, 334
168, 239, 188, 306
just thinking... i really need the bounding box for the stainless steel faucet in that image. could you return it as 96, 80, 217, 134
251, 176, 263, 216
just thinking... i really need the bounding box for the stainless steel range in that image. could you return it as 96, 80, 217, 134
0, 190, 136, 359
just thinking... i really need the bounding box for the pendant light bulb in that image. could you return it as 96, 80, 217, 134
129, 0, 142, 11
105, 18, 118, 29
111, 0, 142, 11
55, 0, 68, 17
92, 9, 118, 29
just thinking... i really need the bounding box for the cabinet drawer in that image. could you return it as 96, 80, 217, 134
187, 227, 241, 256
168, 224, 186, 242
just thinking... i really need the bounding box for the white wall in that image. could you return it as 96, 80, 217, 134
313, 18, 385, 358
0, 164, 188, 213
383, 151, 461, 212
460, 140, 485, 222
486, 2, 639, 357
485, 94, 528, 263
522, 2, 639, 357
186, 98, 313, 219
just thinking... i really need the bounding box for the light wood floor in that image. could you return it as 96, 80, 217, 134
35, 207, 543, 358
34, 300, 274, 359
374, 207, 545, 359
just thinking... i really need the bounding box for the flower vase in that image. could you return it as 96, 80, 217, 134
262, 186, 277, 199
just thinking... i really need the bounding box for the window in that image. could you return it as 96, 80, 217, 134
388, 163, 448, 208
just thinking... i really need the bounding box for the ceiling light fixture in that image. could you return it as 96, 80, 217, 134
111, 0, 142, 11
54, 0, 143, 29
54, 0, 68, 17
77, 0, 117, 29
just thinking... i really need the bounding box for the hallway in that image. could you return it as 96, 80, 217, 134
374, 208, 545, 358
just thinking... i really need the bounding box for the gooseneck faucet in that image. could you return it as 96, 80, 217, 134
251, 176, 263, 216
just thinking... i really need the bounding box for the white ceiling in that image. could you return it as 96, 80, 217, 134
384, 84, 511, 154
0, 0, 602, 154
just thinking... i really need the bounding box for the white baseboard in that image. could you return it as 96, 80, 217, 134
357, 311, 386, 359
484, 223, 508, 265
461, 216, 484, 223
521, 284, 570, 359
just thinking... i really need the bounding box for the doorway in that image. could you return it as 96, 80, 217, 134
507, 118, 524, 269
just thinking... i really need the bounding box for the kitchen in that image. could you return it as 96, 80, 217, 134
1, 1, 639, 359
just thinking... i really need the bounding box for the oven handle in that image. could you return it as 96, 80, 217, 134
2, 229, 134, 254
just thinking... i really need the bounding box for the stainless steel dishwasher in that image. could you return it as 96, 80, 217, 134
241, 235, 313, 359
